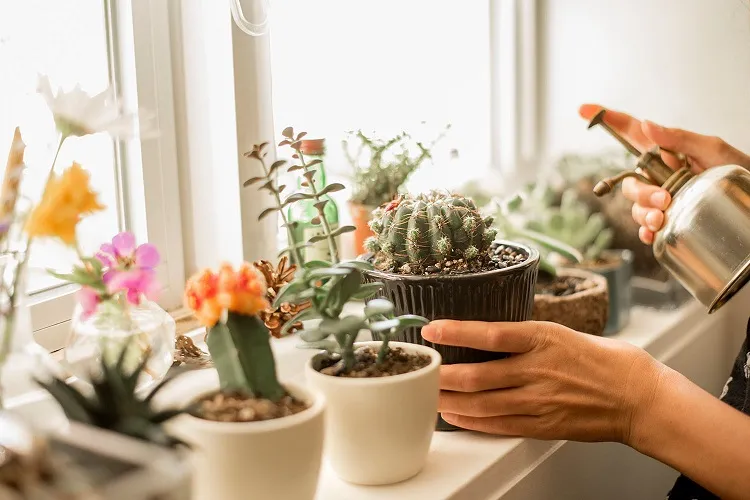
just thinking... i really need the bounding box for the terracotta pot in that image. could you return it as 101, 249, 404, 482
349, 202, 376, 256
362, 240, 540, 431
533, 268, 609, 335
305, 341, 440, 485
159, 371, 325, 500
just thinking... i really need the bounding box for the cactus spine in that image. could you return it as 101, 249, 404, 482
365, 191, 497, 270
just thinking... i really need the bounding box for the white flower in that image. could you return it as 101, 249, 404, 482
37, 75, 153, 139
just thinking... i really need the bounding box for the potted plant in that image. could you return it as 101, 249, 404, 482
154, 261, 325, 500
361, 191, 539, 429
344, 126, 448, 255
245, 131, 441, 485
556, 152, 691, 308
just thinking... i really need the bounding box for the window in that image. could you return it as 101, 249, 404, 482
0, 1, 184, 350
269, 0, 492, 197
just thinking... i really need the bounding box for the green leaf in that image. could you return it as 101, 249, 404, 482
299, 328, 330, 343
273, 280, 311, 307
329, 226, 356, 238
351, 282, 384, 299
364, 298, 394, 317
37, 378, 94, 424
304, 260, 331, 270
287, 164, 305, 173
282, 127, 294, 139
310, 216, 321, 225
243, 176, 266, 187
297, 340, 339, 353
279, 308, 321, 337
325, 268, 361, 312
318, 183, 346, 196
306, 267, 352, 282
259, 180, 277, 193
369, 318, 400, 332
258, 207, 281, 221
269, 160, 286, 174
278, 243, 311, 258
319, 316, 366, 335
307, 159, 322, 168
313, 200, 328, 211
337, 260, 374, 271
282, 192, 315, 206
303, 170, 317, 184
394, 314, 429, 328
277, 184, 287, 193
296, 131, 308, 141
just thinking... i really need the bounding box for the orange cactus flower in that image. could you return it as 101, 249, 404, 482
184, 268, 222, 328
185, 262, 269, 327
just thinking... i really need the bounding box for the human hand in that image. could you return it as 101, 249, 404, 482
421, 319, 667, 444
579, 104, 750, 244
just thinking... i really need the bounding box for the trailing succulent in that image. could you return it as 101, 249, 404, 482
38, 346, 185, 448
244, 132, 428, 376
344, 126, 449, 208
364, 191, 497, 273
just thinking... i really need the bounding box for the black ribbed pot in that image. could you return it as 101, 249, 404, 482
363, 241, 540, 431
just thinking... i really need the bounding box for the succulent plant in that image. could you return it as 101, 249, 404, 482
364, 191, 498, 272
243, 131, 427, 375
37, 346, 185, 448
345, 126, 449, 208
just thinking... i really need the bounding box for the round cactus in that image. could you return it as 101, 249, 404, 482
365, 191, 497, 271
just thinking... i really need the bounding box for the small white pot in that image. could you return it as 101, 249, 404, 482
305, 341, 441, 485
159, 370, 325, 500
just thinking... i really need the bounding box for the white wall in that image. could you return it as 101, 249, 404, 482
539, 0, 750, 160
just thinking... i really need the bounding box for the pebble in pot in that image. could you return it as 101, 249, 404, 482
163, 263, 325, 500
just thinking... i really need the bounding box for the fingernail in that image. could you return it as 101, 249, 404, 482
645, 211, 660, 231
650, 191, 669, 209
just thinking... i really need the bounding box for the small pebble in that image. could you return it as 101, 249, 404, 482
425, 266, 439, 273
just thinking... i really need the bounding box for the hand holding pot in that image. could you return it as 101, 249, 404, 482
578, 104, 750, 245
421, 319, 665, 444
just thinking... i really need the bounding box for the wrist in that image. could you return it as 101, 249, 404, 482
624, 359, 679, 451
621, 349, 672, 448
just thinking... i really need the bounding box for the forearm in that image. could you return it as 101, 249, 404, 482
631, 367, 750, 500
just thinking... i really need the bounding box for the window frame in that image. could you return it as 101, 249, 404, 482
30, 0, 185, 352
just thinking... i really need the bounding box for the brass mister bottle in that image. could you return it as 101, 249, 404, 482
589, 109, 750, 313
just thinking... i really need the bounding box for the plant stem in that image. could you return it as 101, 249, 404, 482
377, 337, 389, 364
297, 150, 339, 264
259, 157, 304, 266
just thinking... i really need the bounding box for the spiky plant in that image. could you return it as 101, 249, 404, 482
38, 347, 185, 448
364, 191, 498, 273
344, 126, 449, 208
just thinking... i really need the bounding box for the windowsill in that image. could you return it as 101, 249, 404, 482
17, 300, 718, 499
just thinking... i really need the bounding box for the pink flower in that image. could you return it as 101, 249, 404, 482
95, 231, 161, 306
96, 231, 160, 270
77, 286, 102, 320
106, 268, 160, 305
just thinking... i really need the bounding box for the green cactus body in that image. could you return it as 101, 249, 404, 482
365, 191, 497, 270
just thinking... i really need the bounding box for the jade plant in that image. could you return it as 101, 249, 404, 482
244, 131, 427, 375
38, 346, 185, 448
363, 191, 498, 273
344, 126, 449, 208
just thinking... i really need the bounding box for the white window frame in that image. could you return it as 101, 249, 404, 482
30, 0, 185, 352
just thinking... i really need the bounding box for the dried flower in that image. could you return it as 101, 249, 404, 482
25, 162, 105, 244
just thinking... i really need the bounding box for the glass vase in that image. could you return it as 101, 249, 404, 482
64, 299, 175, 390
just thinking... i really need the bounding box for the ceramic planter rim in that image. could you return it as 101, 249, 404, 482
172, 378, 326, 435
535, 267, 608, 303
361, 239, 540, 283
305, 341, 441, 387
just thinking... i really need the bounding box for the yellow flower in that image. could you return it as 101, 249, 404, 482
26, 162, 105, 244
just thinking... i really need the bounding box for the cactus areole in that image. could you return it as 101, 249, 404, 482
365, 191, 529, 275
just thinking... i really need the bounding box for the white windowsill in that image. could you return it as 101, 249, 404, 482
10, 300, 717, 499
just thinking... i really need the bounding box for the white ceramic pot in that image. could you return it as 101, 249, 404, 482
159, 369, 325, 500
305, 341, 441, 485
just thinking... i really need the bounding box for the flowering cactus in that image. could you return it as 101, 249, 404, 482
185, 262, 285, 401
364, 191, 498, 271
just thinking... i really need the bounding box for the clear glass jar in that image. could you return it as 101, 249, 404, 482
65, 298, 175, 390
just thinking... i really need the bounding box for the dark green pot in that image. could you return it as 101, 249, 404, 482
362, 241, 540, 431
